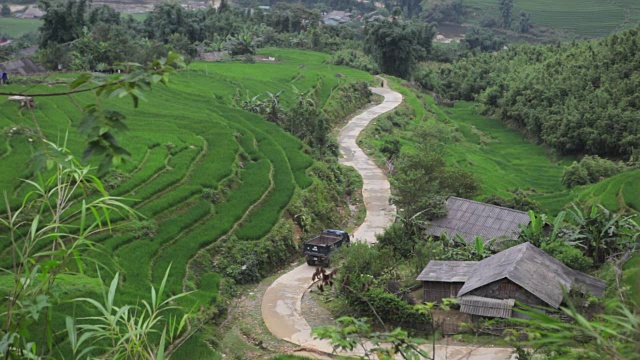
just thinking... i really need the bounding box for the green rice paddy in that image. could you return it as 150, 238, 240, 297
465, 0, 640, 37
0, 17, 41, 37
0, 49, 373, 357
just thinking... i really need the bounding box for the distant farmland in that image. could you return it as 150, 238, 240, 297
0, 18, 41, 37
465, 0, 640, 37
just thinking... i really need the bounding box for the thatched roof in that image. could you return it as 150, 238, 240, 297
425, 197, 531, 244
458, 242, 605, 308
460, 296, 514, 318
22, 6, 46, 19
0, 57, 46, 76
416, 261, 477, 282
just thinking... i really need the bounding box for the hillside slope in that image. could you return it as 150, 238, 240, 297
361, 78, 638, 217
0, 48, 373, 358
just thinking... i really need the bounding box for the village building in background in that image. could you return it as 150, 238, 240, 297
417, 242, 606, 321
425, 196, 533, 244
21, 6, 46, 19
322, 10, 352, 25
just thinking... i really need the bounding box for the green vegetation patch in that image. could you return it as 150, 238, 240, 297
0, 17, 41, 38
465, 0, 634, 37
443, 101, 571, 197
384, 79, 639, 215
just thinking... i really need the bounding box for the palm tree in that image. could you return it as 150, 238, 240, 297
263, 90, 285, 123
225, 29, 257, 56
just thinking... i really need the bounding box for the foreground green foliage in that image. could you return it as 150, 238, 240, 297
313, 316, 433, 359
0, 146, 189, 359
516, 299, 640, 359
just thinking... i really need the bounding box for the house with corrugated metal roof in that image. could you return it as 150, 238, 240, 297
322, 10, 351, 25
417, 242, 605, 319
425, 197, 532, 244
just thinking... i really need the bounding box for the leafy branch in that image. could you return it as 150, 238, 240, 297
2, 53, 186, 176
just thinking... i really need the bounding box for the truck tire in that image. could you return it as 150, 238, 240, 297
306, 259, 314, 266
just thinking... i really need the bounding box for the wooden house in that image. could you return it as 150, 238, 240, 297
418, 243, 605, 319
417, 261, 477, 303
425, 197, 532, 244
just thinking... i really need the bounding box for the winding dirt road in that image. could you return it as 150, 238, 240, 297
261, 87, 400, 356
261, 85, 515, 359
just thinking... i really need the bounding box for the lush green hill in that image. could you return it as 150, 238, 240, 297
0, 48, 373, 358
365, 79, 638, 217
465, 0, 640, 37
533, 168, 640, 214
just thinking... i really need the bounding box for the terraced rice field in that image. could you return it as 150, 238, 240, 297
465, 0, 640, 37
442, 101, 572, 198
0, 49, 372, 357
534, 169, 640, 214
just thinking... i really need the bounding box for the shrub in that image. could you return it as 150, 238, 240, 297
376, 222, 415, 258
380, 138, 401, 159
541, 241, 593, 272
242, 54, 256, 63
330, 49, 379, 74
562, 155, 627, 188
484, 190, 542, 212
412, 67, 440, 92
322, 81, 372, 126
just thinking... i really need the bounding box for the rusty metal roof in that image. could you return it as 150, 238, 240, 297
460, 295, 514, 318
425, 197, 531, 244
416, 261, 478, 282
457, 242, 605, 308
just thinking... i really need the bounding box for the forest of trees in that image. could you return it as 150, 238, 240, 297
430, 26, 640, 158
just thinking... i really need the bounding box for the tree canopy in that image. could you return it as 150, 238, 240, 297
364, 19, 435, 78
435, 26, 640, 158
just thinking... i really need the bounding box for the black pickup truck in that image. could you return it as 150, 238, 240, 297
303, 229, 350, 266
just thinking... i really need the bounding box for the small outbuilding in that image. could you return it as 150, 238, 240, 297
425, 197, 532, 244
417, 242, 606, 319
417, 260, 477, 303
21, 6, 46, 19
